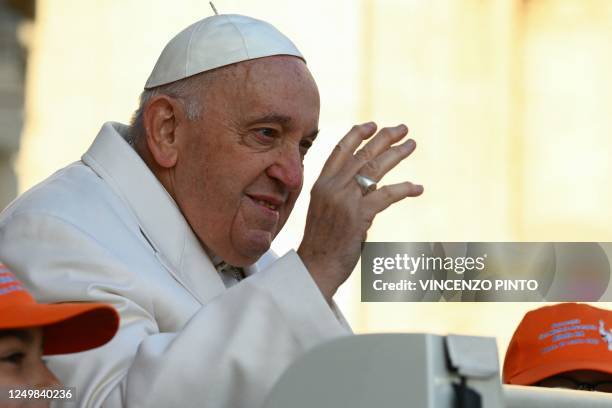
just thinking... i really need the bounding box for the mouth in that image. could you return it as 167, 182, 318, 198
246, 194, 284, 213
253, 199, 278, 210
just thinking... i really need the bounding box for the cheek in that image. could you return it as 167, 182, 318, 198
179, 148, 236, 209
277, 190, 300, 231
0, 368, 26, 386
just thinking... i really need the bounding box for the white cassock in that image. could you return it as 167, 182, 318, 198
0, 122, 351, 407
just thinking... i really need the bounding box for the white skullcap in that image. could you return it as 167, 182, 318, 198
145, 14, 304, 89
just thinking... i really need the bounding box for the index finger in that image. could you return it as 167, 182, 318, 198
320, 122, 377, 176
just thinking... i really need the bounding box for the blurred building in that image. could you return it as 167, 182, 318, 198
0, 0, 33, 208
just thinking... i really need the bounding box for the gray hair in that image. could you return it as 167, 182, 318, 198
127, 74, 208, 146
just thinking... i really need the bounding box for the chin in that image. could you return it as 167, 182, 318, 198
230, 230, 274, 267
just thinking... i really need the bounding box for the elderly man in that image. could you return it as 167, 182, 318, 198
0, 13, 422, 408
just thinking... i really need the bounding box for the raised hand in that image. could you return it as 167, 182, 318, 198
298, 122, 423, 303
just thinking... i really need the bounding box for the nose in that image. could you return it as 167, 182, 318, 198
266, 145, 303, 191
33, 360, 61, 389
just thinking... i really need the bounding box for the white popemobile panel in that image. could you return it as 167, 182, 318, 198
263, 333, 612, 408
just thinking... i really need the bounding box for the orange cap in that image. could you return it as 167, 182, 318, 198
0, 264, 119, 355
503, 303, 612, 385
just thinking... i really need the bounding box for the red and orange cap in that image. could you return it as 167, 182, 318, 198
0, 264, 119, 355
503, 303, 612, 385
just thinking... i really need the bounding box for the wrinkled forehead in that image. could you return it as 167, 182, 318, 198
211, 55, 317, 94
203, 56, 320, 122
243, 55, 313, 80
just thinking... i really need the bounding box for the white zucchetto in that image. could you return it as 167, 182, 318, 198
145, 14, 304, 89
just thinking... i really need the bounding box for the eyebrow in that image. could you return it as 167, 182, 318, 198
245, 113, 320, 140
0, 329, 34, 343
247, 113, 292, 126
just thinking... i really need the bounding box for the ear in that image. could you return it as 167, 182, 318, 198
142, 95, 186, 168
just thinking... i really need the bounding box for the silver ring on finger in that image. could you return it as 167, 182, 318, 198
354, 174, 377, 195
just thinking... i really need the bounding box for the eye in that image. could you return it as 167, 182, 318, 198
254, 128, 278, 142
299, 139, 313, 155
1, 352, 25, 365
